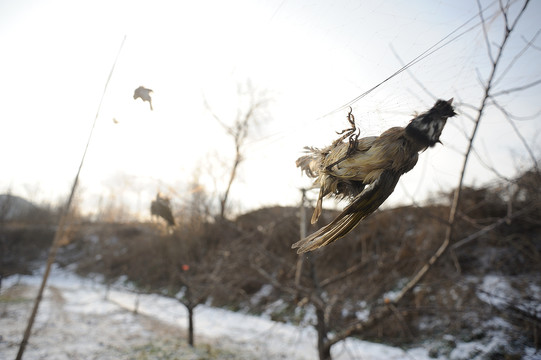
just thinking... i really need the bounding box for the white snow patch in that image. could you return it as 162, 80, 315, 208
250, 283, 273, 305
1, 268, 438, 359
477, 275, 515, 308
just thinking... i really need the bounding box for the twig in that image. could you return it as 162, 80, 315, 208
493, 28, 541, 86
477, 0, 495, 64
387, 0, 532, 307
491, 78, 541, 97
319, 260, 367, 288
490, 98, 539, 172
451, 206, 532, 249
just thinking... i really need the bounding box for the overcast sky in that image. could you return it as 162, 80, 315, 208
1, 0, 540, 218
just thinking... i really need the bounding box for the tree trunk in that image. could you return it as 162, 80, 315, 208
316, 307, 332, 360
188, 305, 195, 347
219, 150, 241, 220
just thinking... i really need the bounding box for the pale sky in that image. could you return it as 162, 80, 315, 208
1, 0, 540, 218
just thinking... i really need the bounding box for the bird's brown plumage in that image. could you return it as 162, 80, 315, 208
293, 99, 456, 253
151, 193, 175, 226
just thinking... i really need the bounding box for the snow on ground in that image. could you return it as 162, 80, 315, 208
0, 267, 434, 359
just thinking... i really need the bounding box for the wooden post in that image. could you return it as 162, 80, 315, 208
294, 189, 307, 295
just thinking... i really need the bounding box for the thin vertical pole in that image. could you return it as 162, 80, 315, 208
294, 189, 307, 292
15, 35, 126, 360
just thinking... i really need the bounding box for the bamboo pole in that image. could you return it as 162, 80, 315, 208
15, 35, 126, 360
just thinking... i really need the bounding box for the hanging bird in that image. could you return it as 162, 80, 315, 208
133, 86, 154, 110
292, 98, 456, 253
150, 193, 175, 226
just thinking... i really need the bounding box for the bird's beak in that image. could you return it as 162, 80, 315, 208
447, 98, 454, 105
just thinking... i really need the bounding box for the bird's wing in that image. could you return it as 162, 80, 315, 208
308, 136, 380, 224
292, 169, 401, 253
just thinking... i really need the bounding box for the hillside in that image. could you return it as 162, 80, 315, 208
1, 170, 540, 359
0, 194, 37, 221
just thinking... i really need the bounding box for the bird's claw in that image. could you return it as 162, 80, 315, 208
327, 108, 360, 171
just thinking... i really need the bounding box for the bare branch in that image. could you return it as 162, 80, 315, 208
457, 101, 481, 115
389, 0, 532, 306
325, 203, 535, 350
319, 260, 367, 288
205, 82, 271, 219
203, 95, 234, 135
469, 142, 512, 181
477, 0, 495, 64
509, 0, 530, 29
490, 99, 539, 171
325, 305, 390, 349
498, 0, 511, 33
451, 205, 533, 250
522, 35, 541, 51
494, 28, 541, 86
491, 78, 541, 97
250, 259, 327, 310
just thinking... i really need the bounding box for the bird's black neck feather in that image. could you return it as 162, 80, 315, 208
405, 124, 434, 147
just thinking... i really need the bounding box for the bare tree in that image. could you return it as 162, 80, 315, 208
156, 220, 240, 347
157, 179, 240, 347
205, 81, 271, 220
343, 0, 538, 355
397, 0, 537, 291
253, 2, 539, 359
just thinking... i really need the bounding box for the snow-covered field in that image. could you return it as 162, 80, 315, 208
1, 268, 540, 359
0, 268, 433, 360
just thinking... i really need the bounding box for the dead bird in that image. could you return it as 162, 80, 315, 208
293, 99, 456, 253
133, 86, 154, 111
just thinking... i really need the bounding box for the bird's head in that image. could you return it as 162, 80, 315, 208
405, 98, 456, 148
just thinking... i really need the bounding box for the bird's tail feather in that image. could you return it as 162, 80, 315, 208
311, 197, 323, 224
293, 170, 400, 253
293, 211, 364, 253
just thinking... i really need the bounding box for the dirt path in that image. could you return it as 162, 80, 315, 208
0, 283, 252, 359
